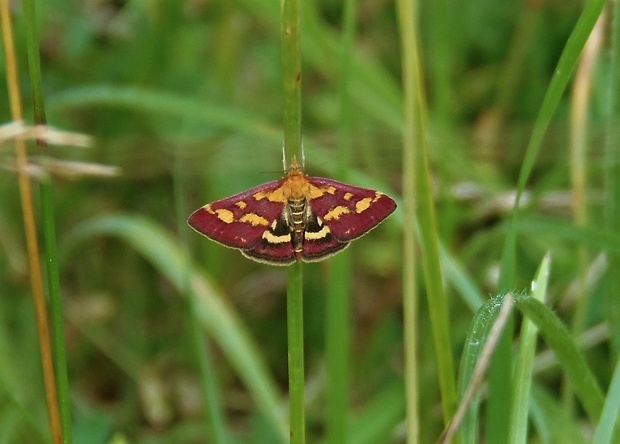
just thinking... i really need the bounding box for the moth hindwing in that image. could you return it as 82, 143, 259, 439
188, 161, 397, 265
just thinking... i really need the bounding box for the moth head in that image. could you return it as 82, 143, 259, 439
282, 170, 309, 200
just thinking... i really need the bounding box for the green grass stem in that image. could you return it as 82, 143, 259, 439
21, 0, 73, 437
397, 0, 457, 430
281, 0, 305, 441
38, 172, 71, 444
324, 0, 356, 442
325, 254, 350, 443
287, 262, 305, 444
1, 1, 65, 442
281, 0, 303, 168
21, 0, 73, 440
427, 0, 452, 123
396, 0, 420, 440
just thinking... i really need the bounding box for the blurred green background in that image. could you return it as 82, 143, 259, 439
0, 0, 614, 442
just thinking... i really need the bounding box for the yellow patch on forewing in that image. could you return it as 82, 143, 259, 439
235, 201, 247, 210
343, 192, 353, 201
355, 193, 383, 214
354, 197, 373, 214
263, 230, 291, 244
239, 213, 269, 226
210, 205, 269, 226
304, 225, 331, 240
324, 205, 351, 221
307, 184, 336, 200
215, 208, 235, 223
253, 187, 287, 203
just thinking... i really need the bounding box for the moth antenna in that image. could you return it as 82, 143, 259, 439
281, 137, 304, 172
301, 140, 305, 170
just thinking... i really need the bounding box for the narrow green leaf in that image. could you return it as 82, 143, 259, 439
592, 355, 620, 444
514, 295, 604, 422
514, 0, 605, 198
458, 295, 509, 443
325, 0, 356, 440
21, 0, 73, 439
510, 254, 550, 444
397, 0, 456, 430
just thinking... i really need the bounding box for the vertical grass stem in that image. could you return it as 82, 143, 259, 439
325, 0, 356, 442
0, 1, 64, 442
397, 0, 457, 432
21, 0, 73, 439
281, 0, 303, 168
281, 0, 305, 442
395, 0, 420, 441
287, 262, 305, 443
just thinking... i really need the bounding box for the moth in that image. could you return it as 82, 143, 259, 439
188, 157, 396, 265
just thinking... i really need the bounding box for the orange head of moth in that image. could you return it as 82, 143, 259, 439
281, 156, 311, 201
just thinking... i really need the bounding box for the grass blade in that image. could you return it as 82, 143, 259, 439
514, 295, 604, 421
397, 0, 456, 432
325, 0, 356, 441
592, 355, 620, 444
21, 0, 74, 438
0, 1, 64, 442
509, 253, 550, 444
451, 295, 513, 444
514, 0, 606, 200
